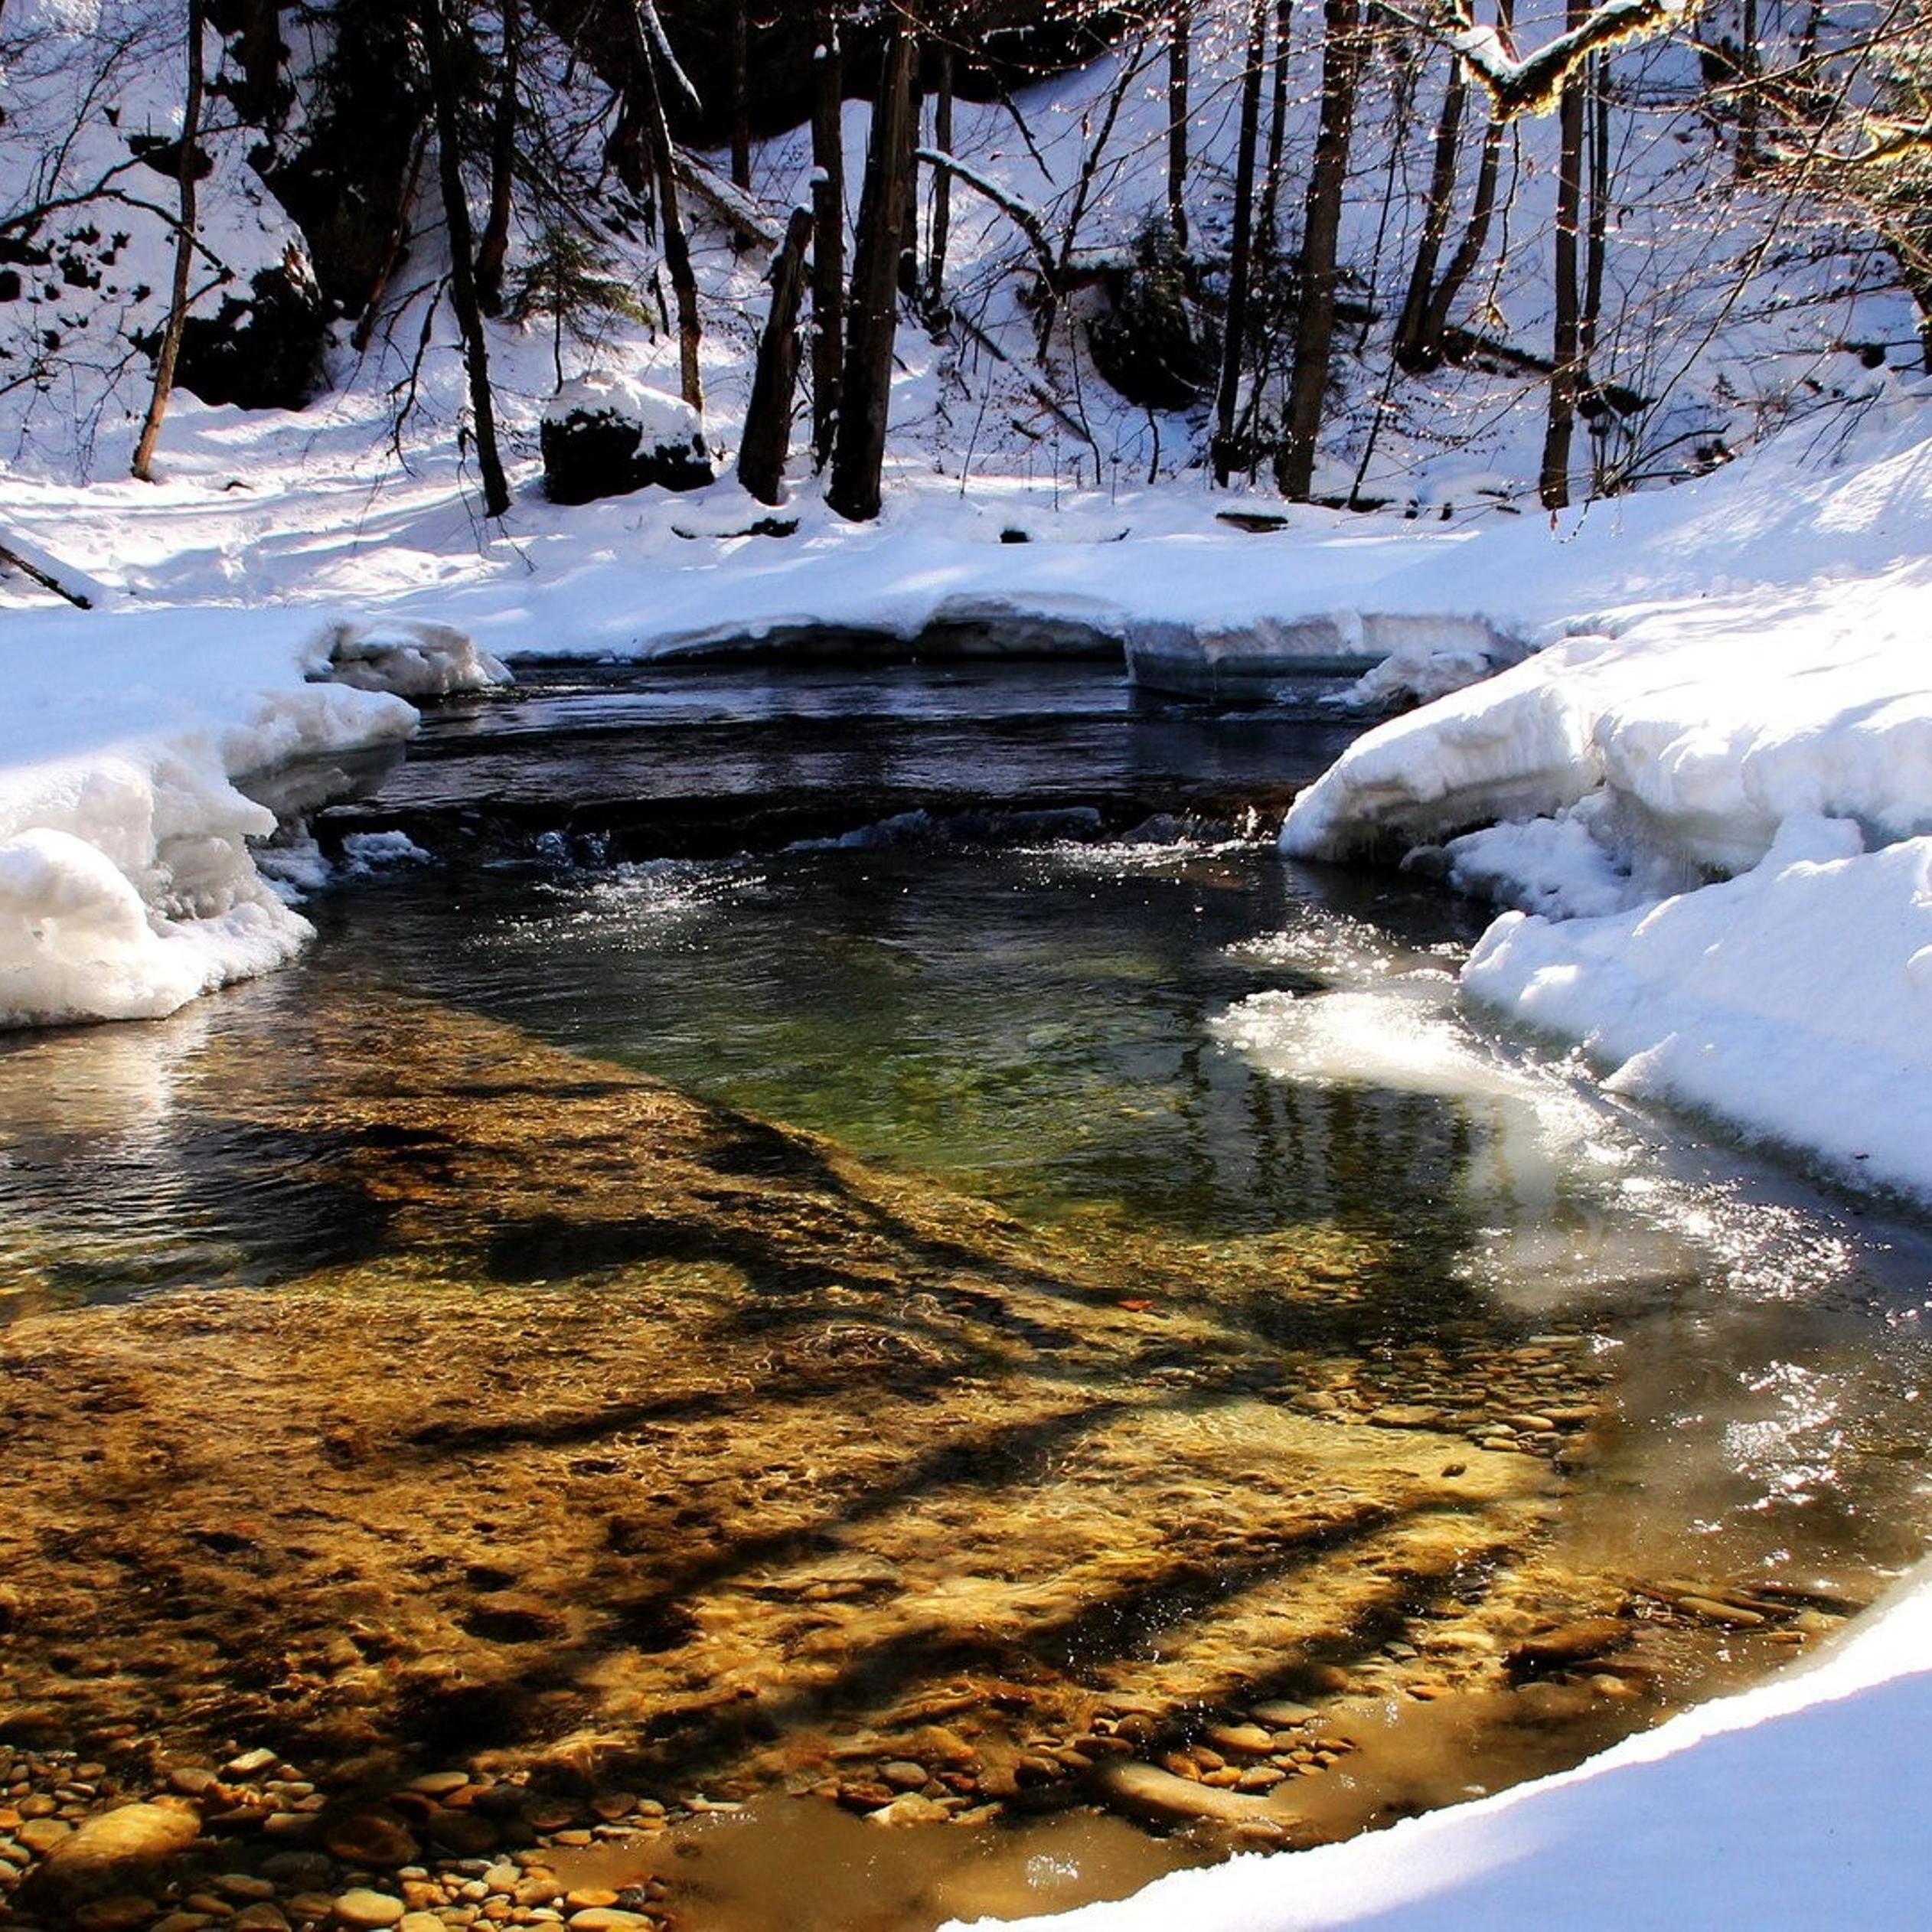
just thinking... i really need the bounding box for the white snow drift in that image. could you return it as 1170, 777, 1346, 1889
0, 612, 503, 1028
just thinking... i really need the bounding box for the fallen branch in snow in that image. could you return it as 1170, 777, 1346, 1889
676, 152, 783, 250
0, 534, 93, 609
635, 0, 700, 117
948, 308, 1097, 454
914, 148, 1058, 293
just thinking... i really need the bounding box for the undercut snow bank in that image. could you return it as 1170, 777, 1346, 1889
1276, 543, 1932, 1203
1282, 561, 1932, 873
1125, 612, 1525, 704
0, 608, 499, 1028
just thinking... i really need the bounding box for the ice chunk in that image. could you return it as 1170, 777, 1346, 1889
319, 618, 511, 700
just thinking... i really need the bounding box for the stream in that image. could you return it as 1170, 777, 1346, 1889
2, 661, 1930, 1930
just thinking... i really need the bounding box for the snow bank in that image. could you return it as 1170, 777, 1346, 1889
0, 609, 495, 1028
1275, 569, 1932, 1205
1284, 563, 1932, 871
952, 1552, 1932, 1931
1464, 817, 1932, 1199
1126, 612, 1524, 702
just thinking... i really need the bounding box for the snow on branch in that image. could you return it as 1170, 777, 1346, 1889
913, 147, 1056, 287
1428, 0, 1701, 118
637, 0, 701, 117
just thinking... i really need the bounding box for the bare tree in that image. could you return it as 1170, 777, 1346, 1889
423, 0, 511, 517
810, 5, 846, 466
1257, 0, 1294, 249
132, 0, 207, 484
1278, 0, 1366, 500
828, 21, 919, 522
1394, 47, 1470, 367
625, 0, 704, 414
1539, 0, 1589, 508
233, 0, 285, 126
926, 44, 955, 312
1213, 0, 1270, 483
1429, 0, 1686, 118
1168, 0, 1193, 247
739, 205, 815, 504
1410, 0, 1516, 366
730, 0, 752, 190
476, 0, 522, 316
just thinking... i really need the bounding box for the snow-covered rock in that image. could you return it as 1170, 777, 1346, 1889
540, 371, 713, 505
320, 618, 511, 699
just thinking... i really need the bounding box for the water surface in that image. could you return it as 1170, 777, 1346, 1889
2, 661, 1928, 1929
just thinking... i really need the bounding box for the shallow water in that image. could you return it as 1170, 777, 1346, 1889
2, 663, 1930, 1928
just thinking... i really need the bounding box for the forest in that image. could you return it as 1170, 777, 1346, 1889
4, 0, 1930, 540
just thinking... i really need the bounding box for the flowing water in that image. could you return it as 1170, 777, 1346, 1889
2, 662, 1930, 1930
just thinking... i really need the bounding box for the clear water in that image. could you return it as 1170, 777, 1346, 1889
3, 661, 1931, 1927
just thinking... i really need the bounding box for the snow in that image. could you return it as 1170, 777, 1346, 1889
1273, 412, 1932, 1211
3, 3, 1932, 1923
321, 617, 511, 700
543, 371, 705, 449
0, 608, 499, 1028
1464, 817, 1932, 1201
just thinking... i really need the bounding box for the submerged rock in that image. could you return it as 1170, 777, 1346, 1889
1093, 1760, 1284, 1829
23, 1801, 200, 1911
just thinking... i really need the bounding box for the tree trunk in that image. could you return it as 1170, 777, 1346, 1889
1539, 0, 1588, 511
1212, 0, 1268, 485
475, 0, 521, 318
631, 0, 704, 415
1257, 0, 1291, 250
1581, 56, 1609, 373
235, 0, 283, 126
1167, 0, 1191, 249
132, 0, 206, 484
730, 0, 752, 190
1394, 56, 1467, 370
423, 0, 510, 517
1277, 0, 1363, 501
926, 47, 954, 315
827, 24, 918, 523
1735, 0, 1761, 175
810, 7, 846, 467
739, 206, 815, 506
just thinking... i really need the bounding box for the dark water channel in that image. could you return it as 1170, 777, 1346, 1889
4, 662, 1932, 1930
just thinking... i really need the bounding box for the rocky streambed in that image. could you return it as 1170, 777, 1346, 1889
0, 989, 1865, 1932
